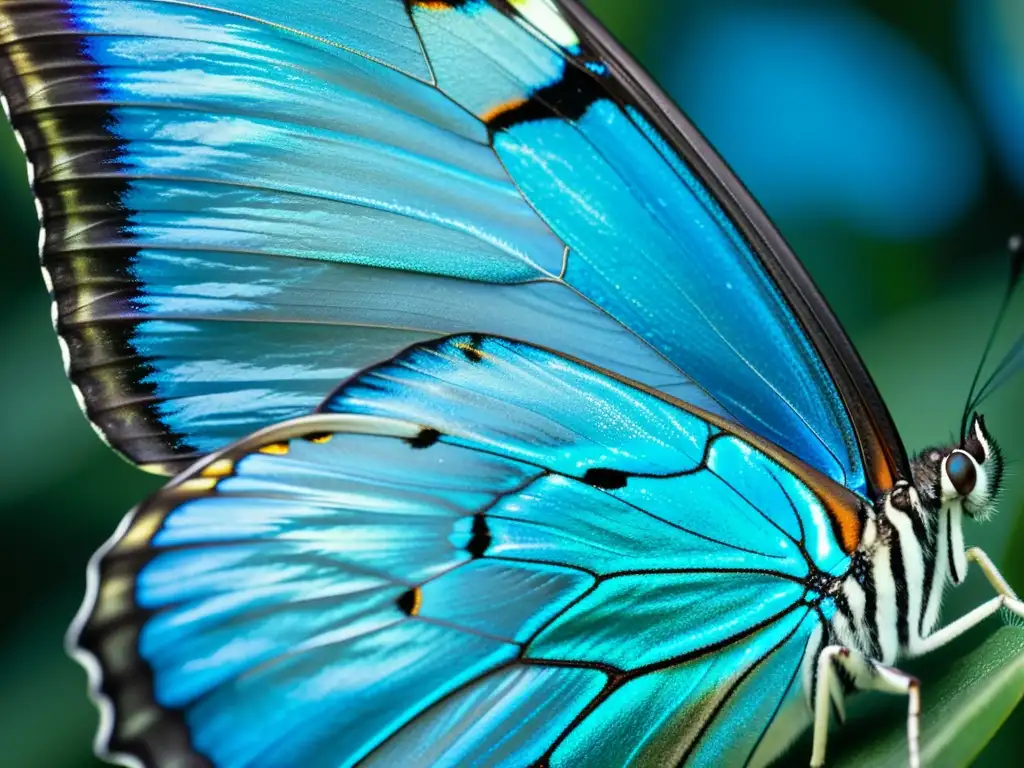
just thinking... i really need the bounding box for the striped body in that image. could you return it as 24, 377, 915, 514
831, 417, 1001, 668
755, 418, 1004, 766
755, 485, 948, 764
830, 482, 943, 667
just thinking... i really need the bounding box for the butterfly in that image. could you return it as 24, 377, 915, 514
0, 0, 1021, 766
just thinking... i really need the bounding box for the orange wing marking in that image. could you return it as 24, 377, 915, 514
819, 490, 864, 555
480, 97, 528, 125
412, 1, 457, 11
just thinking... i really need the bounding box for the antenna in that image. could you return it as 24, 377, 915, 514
959, 234, 1023, 445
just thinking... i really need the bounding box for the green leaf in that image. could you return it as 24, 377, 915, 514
782, 627, 1024, 767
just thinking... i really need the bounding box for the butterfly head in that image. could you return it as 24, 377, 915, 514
913, 414, 1003, 521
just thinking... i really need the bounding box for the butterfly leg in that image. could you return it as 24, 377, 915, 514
810, 645, 920, 768
966, 547, 1021, 602
913, 548, 1024, 655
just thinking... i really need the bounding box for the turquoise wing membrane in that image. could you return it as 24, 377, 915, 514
72, 335, 863, 767
0, 0, 904, 494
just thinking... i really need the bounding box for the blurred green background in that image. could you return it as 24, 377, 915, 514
0, 0, 1021, 765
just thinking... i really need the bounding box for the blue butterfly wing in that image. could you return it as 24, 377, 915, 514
0, 0, 905, 495
73, 335, 862, 766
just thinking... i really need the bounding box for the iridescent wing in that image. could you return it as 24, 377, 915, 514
0, 0, 905, 495
73, 335, 864, 767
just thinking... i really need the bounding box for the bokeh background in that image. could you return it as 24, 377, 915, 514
0, 0, 1021, 765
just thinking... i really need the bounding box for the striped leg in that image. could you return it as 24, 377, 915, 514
967, 547, 1021, 601
810, 646, 921, 768
914, 547, 1024, 656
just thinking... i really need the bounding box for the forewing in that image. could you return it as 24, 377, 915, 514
0, 0, 904, 493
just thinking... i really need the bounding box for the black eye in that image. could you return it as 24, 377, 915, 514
946, 451, 977, 497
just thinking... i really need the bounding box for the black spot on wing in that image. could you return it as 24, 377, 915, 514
397, 588, 421, 616
406, 428, 442, 449
467, 514, 491, 558
582, 468, 628, 490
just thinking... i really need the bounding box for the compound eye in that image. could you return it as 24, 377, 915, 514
946, 450, 977, 497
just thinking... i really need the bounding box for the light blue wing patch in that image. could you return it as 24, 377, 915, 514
474, 472, 806, 576
492, 98, 859, 490
74, 336, 855, 766
528, 571, 807, 669
550, 608, 817, 768
213, 0, 434, 80
411, 0, 567, 119
73, 0, 433, 80
363, 665, 606, 767
321, 335, 856, 578
418, 559, 591, 642
184, 621, 518, 768
323, 333, 714, 477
